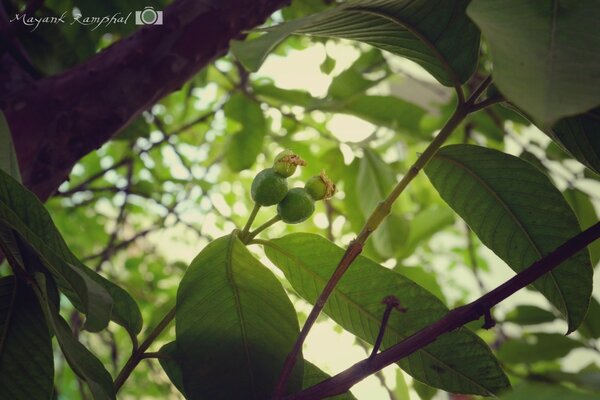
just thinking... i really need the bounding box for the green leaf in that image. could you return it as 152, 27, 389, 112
303, 362, 357, 400
176, 234, 302, 399
158, 342, 185, 396
263, 233, 510, 396
0, 169, 141, 335
0, 112, 21, 182
424, 144, 593, 332
398, 205, 455, 259
223, 93, 267, 171
468, 0, 600, 127
233, 0, 480, 86
0, 276, 53, 400
394, 369, 410, 400
503, 305, 556, 326
357, 149, 408, 259
578, 297, 600, 340
563, 188, 600, 266
114, 115, 151, 141
320, 54, 336, 75
327, 49, 388, 99
413, 379, 437, 400
497, 333, 582, 364
394, 265, 445, 301
546, 108, 600, 175
502, 383, 598, 400
33, 273, 115, 400
252, 81, 315, 108
333, 95, 426, 136
0, 169, 111, 332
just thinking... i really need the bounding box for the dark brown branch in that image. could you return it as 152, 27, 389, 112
287, 221, 600, 399
2, 0, 291, 201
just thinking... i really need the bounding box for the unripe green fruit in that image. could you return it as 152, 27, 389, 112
251, 168, 288, 206
305, 171, 336, 200
273, 150, 306, 177
277, 188, 315, 224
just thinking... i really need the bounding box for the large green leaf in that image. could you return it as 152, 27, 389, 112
0, 276, 53, 400
0, 112, 21, 182
578, 297, 600, 340
330, 95, 426, 136
468, 0, 600, 127
357, 149, 409, 259
424, 144, 593, 332
263, 233, 510, 396
548, 108, 600, 176
497, 333, 582, 364
327, 49, 389, 100
176, 234, 302, 399
501, 383, 598, 400
223, 93, 266, 171
564, 188, 600, 266
33, 273, 115, 400
398, 205, 455, 259
0, 169, 141, 335
158, 342, 185, 396
503, 305, 555, 326
232, 0, 480, 86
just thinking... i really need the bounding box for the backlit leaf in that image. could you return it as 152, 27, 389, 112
425, 144, 593, 332
264, 233, 509, 395
176, 234, 302, 399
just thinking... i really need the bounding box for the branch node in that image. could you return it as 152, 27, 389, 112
482, 308, 496, 330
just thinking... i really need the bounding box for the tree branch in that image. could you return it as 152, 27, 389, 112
288, 221, 600, 399
1, 0, 291, 201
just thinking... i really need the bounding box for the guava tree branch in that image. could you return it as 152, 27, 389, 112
272, 76, 494, 398
0, 0, 290, 201
288, 221, 600, 399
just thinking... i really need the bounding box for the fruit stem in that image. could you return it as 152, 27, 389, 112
241, 203, 261, 240
243, 215, 282, 244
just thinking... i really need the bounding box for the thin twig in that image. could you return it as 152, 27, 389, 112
114, 306, 176, 392
288, 221, 600, 399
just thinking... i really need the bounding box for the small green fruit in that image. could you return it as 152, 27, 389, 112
251, 168, 288, 206
273, 150, 306, 177
277, 188, 315, 224
305, 171, 336, 200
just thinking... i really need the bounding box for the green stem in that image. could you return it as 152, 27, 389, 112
271, 75, 494, 399
241, 203, 261, 239
243, 215, 282, 244
114, 306, 176, 392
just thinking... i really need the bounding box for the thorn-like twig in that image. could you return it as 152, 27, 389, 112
482, 307, 496, 330
370, 296, 407, 359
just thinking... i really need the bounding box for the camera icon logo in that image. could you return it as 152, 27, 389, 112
135, 6, 163, 25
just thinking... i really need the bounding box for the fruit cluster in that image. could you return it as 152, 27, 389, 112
251, 150, 335, 224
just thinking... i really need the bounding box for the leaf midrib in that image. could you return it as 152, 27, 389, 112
263, 239, 494, 395
225, 236, 258, 399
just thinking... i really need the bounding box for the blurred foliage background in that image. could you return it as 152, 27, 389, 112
3, 0, 599, 398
